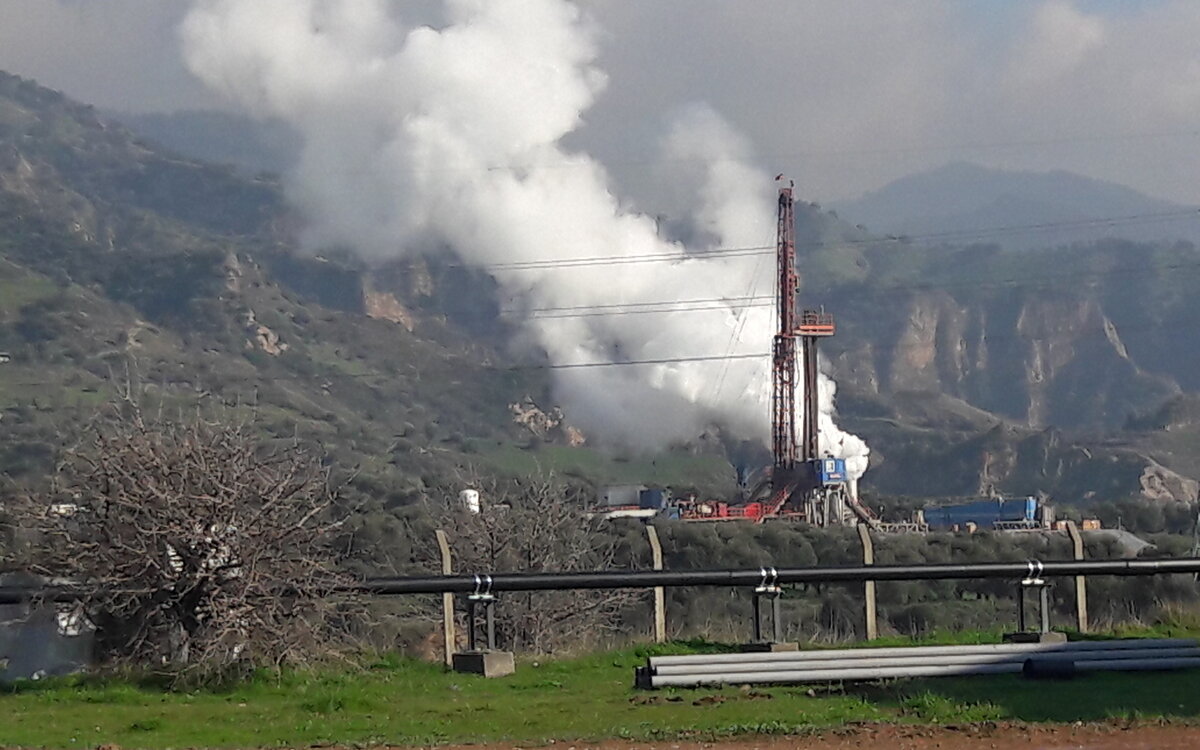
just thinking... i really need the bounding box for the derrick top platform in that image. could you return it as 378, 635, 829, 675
796, 310, 835, 337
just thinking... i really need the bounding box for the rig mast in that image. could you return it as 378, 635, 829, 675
770, 184, 800, 477
766, 181, 847, 525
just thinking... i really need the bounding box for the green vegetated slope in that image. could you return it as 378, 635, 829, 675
2, 69, 1200, 509
0, 71, 733, 508
3, 638, 1200, 748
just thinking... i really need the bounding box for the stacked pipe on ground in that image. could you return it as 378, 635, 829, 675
636, 639, 1200, 688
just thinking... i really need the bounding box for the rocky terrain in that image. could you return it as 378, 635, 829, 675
2, 71, 1200, 509
799, 232, 1200, 503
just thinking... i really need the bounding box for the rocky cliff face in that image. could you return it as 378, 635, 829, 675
829, 288, 1178, 431
807, 236, 1200, 504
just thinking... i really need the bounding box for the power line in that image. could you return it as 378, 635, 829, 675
0, 351, 773, 390
496, 253, 1200, 321
11, 255, 1189, 398
480, 243, 772, 272
2, 215, 1199, 381
830, 256, 1200, 297
712, 238, 772, 405
499, 352, 767, 370
3, 308, 1198, 397
454, 208, 1200, 274
9, 300, 1200, 389
879, 209, 1200, 244
514, 294, 766, 314
526, 299, 772, 320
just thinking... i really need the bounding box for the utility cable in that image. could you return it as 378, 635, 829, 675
490, 255, 1200, 320
711, 231, 773, 405
426, 207, 1200, 274
6, 304, 1200, 400
9, 303, 1200, 385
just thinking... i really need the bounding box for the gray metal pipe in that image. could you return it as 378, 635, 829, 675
649, 638, 1198, 666
650, 647, 1200, 675
649, 655, 1200, 687
650, 662, 1023, 686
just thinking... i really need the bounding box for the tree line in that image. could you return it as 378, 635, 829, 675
4, 401, 1198, 685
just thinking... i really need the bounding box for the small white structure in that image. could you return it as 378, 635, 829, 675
459, 489, 481, 514
599, 484, 646, 507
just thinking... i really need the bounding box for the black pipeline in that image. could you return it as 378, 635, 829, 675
4, 558, 1200, 603
355, 558, 1200, 595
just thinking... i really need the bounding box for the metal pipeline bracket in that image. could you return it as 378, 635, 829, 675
468, 574, 495, 602
1021, 560, 1046, 587
1016, 561, 1053, 635
751, 567, 785, 644
465, 574, 498, 651
755, 566, 782, 595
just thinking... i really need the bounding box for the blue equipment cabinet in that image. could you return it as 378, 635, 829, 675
811, 457, 847, 485
639, 488, 667, 510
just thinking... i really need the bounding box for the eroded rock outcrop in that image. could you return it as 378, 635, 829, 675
509, 396, 586, 446
244, 309, 287, 356
364, 288, 416, 332
835, 290, 1177, 431
1139, 461, 1200, 504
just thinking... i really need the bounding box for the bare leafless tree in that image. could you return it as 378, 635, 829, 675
19, 398, 362, 682
427, 475, 641, 653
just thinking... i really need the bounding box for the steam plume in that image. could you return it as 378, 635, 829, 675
180, 0, 869, 478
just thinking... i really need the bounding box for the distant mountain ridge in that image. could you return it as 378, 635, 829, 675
832, 162, 1200, 250
3, 70, 1200, 507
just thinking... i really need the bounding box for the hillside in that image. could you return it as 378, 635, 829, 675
0, 72, 745, 509
832, 162, 1200, 250
1, 71, 1199, 510
114, 108, 299, 176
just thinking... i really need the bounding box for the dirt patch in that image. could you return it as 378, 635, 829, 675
434, 721, 1200, 750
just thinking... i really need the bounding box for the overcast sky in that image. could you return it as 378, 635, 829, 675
2, 0, 1199, 204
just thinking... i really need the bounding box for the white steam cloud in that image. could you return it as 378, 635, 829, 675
180, 0, 869, 478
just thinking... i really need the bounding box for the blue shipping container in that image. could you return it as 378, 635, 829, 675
923, 498, 1037, 529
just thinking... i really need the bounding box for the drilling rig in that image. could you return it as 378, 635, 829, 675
760, 180, 873, 526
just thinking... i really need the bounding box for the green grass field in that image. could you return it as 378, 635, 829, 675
4, 637, 1200, 749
